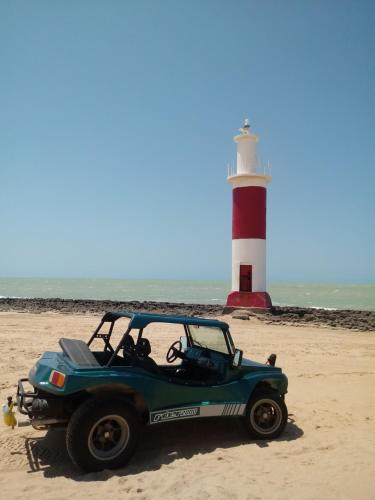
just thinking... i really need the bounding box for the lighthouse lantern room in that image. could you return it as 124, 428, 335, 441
226, 119, 272, 310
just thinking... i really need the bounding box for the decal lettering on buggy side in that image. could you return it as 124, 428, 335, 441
150, 406, 200, 424
150, 403, 246, 424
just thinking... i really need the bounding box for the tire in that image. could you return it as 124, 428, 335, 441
66, 397, 140, 472
245, 392, 288, 439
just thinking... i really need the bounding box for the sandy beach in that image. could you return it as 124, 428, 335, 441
0, 310, 374, 499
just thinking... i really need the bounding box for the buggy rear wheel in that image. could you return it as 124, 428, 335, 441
66, 397, 139, 472
245, 393, 287, 439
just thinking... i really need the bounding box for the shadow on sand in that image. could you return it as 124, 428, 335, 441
20, 415, 303, 480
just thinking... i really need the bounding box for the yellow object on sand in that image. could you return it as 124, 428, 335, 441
2, 397, 17, 429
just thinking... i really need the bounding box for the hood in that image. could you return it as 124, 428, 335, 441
240, 357, 282, 373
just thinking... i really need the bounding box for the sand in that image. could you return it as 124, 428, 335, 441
0, 311, 374, 499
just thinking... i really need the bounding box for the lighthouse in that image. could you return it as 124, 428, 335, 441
226, 119, 272, 310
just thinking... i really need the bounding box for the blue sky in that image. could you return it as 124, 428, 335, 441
1, 0, 374, 283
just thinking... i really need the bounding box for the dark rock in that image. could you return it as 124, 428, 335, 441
0, 299, 374, 332
232, 313, 250, 320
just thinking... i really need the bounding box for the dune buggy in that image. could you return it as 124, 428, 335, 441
16, 311, 288, 471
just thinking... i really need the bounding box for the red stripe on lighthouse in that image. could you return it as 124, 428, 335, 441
232, 186, 266, 239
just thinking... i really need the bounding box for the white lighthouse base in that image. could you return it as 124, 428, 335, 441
225, 291, 272, 310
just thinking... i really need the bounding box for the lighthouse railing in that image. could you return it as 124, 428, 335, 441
226, 160, 271, 177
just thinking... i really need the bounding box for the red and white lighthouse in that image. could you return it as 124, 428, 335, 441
226, 119, 272, 310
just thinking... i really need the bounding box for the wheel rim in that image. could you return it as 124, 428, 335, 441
88, 415, 130, 461
249, 398, 282, 435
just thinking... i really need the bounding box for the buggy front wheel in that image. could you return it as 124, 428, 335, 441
245, 393, 287, 439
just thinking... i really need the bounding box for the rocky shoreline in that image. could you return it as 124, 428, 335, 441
0, 298, 374, 331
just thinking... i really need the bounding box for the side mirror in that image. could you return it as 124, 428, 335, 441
232, 349, 243, 367
180, 336, 188, 351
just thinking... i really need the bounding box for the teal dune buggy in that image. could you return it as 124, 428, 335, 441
16, 311, 288, 471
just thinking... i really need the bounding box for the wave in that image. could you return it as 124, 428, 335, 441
0, 295, 28, 299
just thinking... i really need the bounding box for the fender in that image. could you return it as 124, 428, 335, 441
240, 371, 288, 397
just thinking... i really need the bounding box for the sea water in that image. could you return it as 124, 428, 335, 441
0, 278, 374, 311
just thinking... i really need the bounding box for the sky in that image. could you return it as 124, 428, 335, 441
0, 0, 374, 283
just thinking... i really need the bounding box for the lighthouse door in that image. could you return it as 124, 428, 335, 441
239, 265, 252, 292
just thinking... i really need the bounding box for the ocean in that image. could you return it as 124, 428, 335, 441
0, 278, 374, 311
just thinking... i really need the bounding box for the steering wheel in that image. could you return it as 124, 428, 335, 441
166, 340, 184, 363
